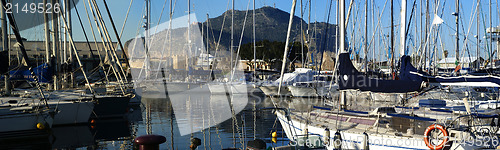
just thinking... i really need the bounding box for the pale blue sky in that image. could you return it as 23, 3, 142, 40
18, 0, 500, 61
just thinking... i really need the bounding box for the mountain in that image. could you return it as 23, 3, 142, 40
200, 6, 338, 54
124, 6, 338, 61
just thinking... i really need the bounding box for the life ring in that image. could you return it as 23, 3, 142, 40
424, 124, 449, 150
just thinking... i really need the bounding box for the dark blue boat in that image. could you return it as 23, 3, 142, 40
399, 55, 500, 87
337, 53, 424, 93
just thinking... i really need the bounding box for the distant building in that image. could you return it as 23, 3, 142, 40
3, 35, 121, 73
239, 59, 271, 71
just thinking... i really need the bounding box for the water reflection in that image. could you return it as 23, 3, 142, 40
139, 94, 284, 149
4, 94, 346, 149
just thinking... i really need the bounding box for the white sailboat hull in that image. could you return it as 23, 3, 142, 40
276, 111, 484, 150
208, 83, 248, 94
259, 85, 290, 97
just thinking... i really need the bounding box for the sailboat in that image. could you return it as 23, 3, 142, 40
274, 0, 500, 149
0, 0, 54, 136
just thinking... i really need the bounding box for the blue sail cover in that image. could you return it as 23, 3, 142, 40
338, 53, 423, 93
9, 63, 52, 83
399, 55, 500, 87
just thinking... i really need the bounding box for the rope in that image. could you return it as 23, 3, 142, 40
230, 0, 252, 81
71, 0, 107, 82
253, 101, 256, 140
115, 0, 134, 49
210, 0, 231, 79
209, 95, 223, 149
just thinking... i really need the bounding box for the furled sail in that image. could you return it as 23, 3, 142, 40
399, 55, 500, 87
338, 53, 423, 93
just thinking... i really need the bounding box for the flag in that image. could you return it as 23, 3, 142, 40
432, 14, 444, 25
454, 65, 462, 72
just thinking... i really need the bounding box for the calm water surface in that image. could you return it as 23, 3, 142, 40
11, 94, 304, 149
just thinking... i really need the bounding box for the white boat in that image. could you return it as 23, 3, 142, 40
208, 82, 248, 95
1, 92, 94, 125
288, 75, 337, 97
259, 68, 315, 97
259, 85, 291, 97
275, 106, 495, 150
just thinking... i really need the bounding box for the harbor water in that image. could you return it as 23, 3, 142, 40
3, 93, 298, 149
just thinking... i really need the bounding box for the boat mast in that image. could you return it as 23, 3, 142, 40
307, 0, 311, 66
231, 0, 234, 80
145, 0, 150, 78
300, 0, 304, 68
454, 0, 459, 71
188, 0, 191, 81
207, 13, 210, 70
52, 0, 60, 90
390, 0, 394, 79
364, 0, 368, 72
477, 0, 480, 70
340, 0, 345, 54
400, 0, 406, 56
44, 0, 51, 80
1, 0, 9, 95
277, 0, 297, 96
253, 0, 256, 81
489, 0, 493, 67
66, 0, 73, 88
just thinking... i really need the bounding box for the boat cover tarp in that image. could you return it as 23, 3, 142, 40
9, 63, 52, 83
399, 55, 500, 87
338, 53, 423, 93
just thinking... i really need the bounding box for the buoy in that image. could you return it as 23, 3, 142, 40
271, 131, 277, 138
247, 139, 266, 150
190, 137, 201, 150
271, 137, 277, 143
134, 134, 166, 150
36, 123, 45, 130
424, 124, 449, 150
363, 132, 369, 150
333, 131, 342, 150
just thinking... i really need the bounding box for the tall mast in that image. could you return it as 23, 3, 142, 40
43, 0, 51, 89
277, 0, 297, 96
207, 13, 209, 69
454, 0, 459, 69
144, 0, 150, 78
364, 0, 368, 72
231, 0, 234, 77
477, 0, 480, 70
390, 0, 394, 78
307, 0, 311, 66
400, 0, 406, 56
300, 0, 304, 67
65, 0, 73, 88
168, 0, 172, 81
52, 0, 60, 90
1, 0, 9, 95
340, 0, 345, 53
188, 0, 191, 74
253, 0, 256, 80
489, 0, 493, 66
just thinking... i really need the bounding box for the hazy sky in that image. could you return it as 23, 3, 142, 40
16, 0, 500, 61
